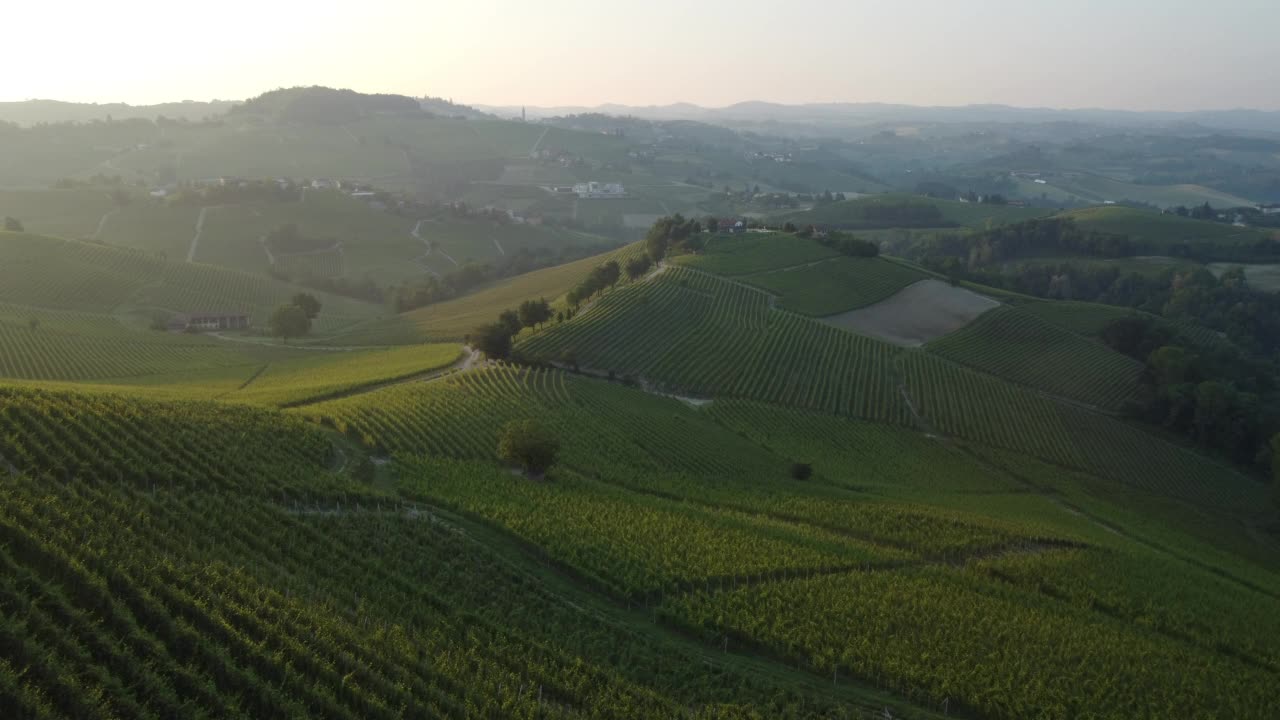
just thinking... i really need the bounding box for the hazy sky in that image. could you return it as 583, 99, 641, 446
6, 0, 1278, 111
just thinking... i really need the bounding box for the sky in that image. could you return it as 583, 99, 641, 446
4, 0, 1278, 111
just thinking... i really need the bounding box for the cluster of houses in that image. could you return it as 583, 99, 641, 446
746, 151, 793, 163
166, 312, 250, 332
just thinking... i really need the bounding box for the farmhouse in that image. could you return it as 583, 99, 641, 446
169, 312, 250, 332
717, 219, 746, 233
573, 181, 625, 198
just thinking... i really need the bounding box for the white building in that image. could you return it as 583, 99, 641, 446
572, 181, 625, 199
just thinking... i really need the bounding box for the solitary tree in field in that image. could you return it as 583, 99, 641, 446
790, 463, 813, 481
497, 419, 560, 476
472, 322, 513, 360
291, 292, 322, 320
269, 303, 311, 342
3, 216, 23, 232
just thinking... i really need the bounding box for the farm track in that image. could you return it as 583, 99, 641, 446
187, 206, 218, 262
280, 347, 482, 408
953, 444, 1280, 602
91, 207, 119, 241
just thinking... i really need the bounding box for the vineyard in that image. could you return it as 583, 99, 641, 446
672, 232, 838, 275
897, 352, 1265, 510
666, 564, 1275, 719
0, 318, 260, 382
518, 266, 913, 424
926, 305, 1143, 410
1019, 299, 1140, 336
746, 256, 927, 316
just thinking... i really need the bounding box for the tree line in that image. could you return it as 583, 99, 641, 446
1100, 315, 1279, 475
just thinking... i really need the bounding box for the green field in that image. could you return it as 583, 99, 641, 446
926, 305, 1144, 410
782, 193, 1050, 230
746, 256, 927, 315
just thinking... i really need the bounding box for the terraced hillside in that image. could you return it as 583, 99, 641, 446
927, 305, 1144, 410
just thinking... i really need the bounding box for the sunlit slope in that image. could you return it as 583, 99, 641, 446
321, 241, 645, 345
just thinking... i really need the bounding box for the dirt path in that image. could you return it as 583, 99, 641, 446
187, 206, 216, 262
91, 207, 119, 241
492, 237, 506, 256
529, 125, 550, 156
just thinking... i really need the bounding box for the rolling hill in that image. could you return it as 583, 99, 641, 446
3, 93, 1280, 720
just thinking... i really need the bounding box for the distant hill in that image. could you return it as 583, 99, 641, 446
0, 99, 235, 126
780, 193, 1050, 230
1056, 206, 1275, 251
229, 87, 426, 125
489, 101, 1280, 134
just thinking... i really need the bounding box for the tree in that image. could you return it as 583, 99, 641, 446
625, 256, 652, 280
790, 463, 813, 481
498, 309, 522, 335
497, 419, 560, 476
518, 298, 552, 330
3, 217, 23, 232
291, 292, 322, 320
269, 303, 311, 341
645, 227, 669, 263
472, 322, 513, 360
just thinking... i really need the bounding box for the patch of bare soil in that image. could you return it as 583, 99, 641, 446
821, 279, 999, 346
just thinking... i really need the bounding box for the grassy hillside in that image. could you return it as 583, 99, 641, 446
322, 242, 644, 345
1058, 205, 1274, 250
0, 231, 385, 332
926, 305, 1144, 410
1043, 173, 1256, 207
746, 256, 927, 315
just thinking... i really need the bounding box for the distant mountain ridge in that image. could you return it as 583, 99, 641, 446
475, 101, 1280, 134
0, 99, 236, 126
